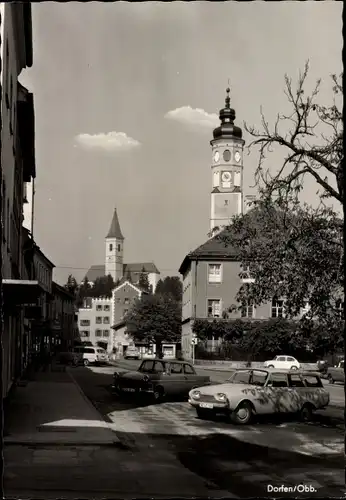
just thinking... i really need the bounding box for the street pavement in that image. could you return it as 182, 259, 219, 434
70, 363, 345, 497
3, 365, 231, 499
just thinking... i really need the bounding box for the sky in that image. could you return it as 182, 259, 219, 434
19, 1, 342, 286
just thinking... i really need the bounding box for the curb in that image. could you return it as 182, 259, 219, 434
66, 368, 120, 444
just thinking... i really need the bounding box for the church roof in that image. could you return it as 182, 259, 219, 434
212, 87, 243, 141
178, 228, 239, 275
106, 208, 124, 239
84, 262, 160, 283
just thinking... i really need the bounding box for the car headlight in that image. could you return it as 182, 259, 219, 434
215, 393, 227, 402
191, 390, 201, 399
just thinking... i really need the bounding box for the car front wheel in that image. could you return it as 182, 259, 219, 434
268, 365, 274, 368
328, 374, 335, 384
83, 359, 89, 366
231, 401, 253, 425
196, 408, 210, 419
153, 386, 164, 402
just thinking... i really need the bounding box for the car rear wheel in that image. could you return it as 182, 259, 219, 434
83, 359, 89, 366
299, 403, 314, 422
231, 401, 253, 425
153, 386, 164, 402
328, 374, 335, 384
290, 366, 298, 370
268, 365, 274, 368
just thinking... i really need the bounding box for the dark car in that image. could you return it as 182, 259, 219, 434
112, 358, 210, 402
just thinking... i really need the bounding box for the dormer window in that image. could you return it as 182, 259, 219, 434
109, 244, 113, 251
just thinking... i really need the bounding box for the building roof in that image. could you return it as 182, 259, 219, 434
179, 228, 239, 275
52, 281, 75, 301
85, 262, 160, 283
112, 281, 143, 296
106, 208, 124, 239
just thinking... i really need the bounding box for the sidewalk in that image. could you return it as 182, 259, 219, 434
4, 364, 119, 446
4, 364, 232, 499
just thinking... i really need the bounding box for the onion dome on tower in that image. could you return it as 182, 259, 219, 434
212, 87, 242, 140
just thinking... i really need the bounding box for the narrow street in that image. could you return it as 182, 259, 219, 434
70, 364, 345, 498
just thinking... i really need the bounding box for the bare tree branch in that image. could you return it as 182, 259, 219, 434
244, 63, 343, 206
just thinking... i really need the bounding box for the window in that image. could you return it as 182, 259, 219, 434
288, 374, 305, 388
80, 319, 90, 326
207, 299, 221, 318
80, 330, 90, 338
213, 171, 220, 188
240, 264, 254, 283
184, 364, 195, 375
109, 244, 113, 251
95, 330, 102, 337
140, 361, 154, 373
153, 361, 165, 373
118, 244, 121, 252
96, 305, 102, 311
123, 309, 128, 316
303, 375, 323, 388
287, 357, 295, 362
271, 299, 285, 318
208, 264, 222, 283
103, 317, 110, 324
104, 305, 110, 311
103, 330, 110, 337
170, 363, 183, 374
267, 373, 288, 388
96, 317, 102, 324
241, 302, 254, 318
116, 298, 121, 304
84, 347, 95, 353
124, 298, 130, 305
251, 370, 268, 387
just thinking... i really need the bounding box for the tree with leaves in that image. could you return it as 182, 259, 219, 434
244, 62, 343, 208
138, 267, 151, 293
76, 276, 92, 307
218, 198, 343, 328
125, 294, 181, 358
155, 276, 182, 303
91, 274, 116, 298
64, 274, 78, 297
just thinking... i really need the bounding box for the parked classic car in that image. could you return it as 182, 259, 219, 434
263, 355, 300, 370
112, 359, 210, 401
327, 360, 344, 384
188, 368, 329, 425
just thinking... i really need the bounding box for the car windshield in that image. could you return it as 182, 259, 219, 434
228, 370, 268, 386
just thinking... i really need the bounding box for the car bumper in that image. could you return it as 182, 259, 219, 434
188, 398, 229, 411
111, 385, 154, 395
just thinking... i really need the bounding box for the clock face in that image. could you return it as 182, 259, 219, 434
221, 171, 232, 182
223, 149, 231, 162
213, 151, 220, 163
234, 151, 241, 163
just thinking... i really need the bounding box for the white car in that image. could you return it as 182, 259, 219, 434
264, 355, 300, 370
73, 346, 108, 366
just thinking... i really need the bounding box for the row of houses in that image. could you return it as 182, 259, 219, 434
1, 4, 77, 399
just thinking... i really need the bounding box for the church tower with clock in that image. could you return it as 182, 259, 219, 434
210, 88, 245, 233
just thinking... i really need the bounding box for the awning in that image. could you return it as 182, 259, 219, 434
3, 279, 43, 306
